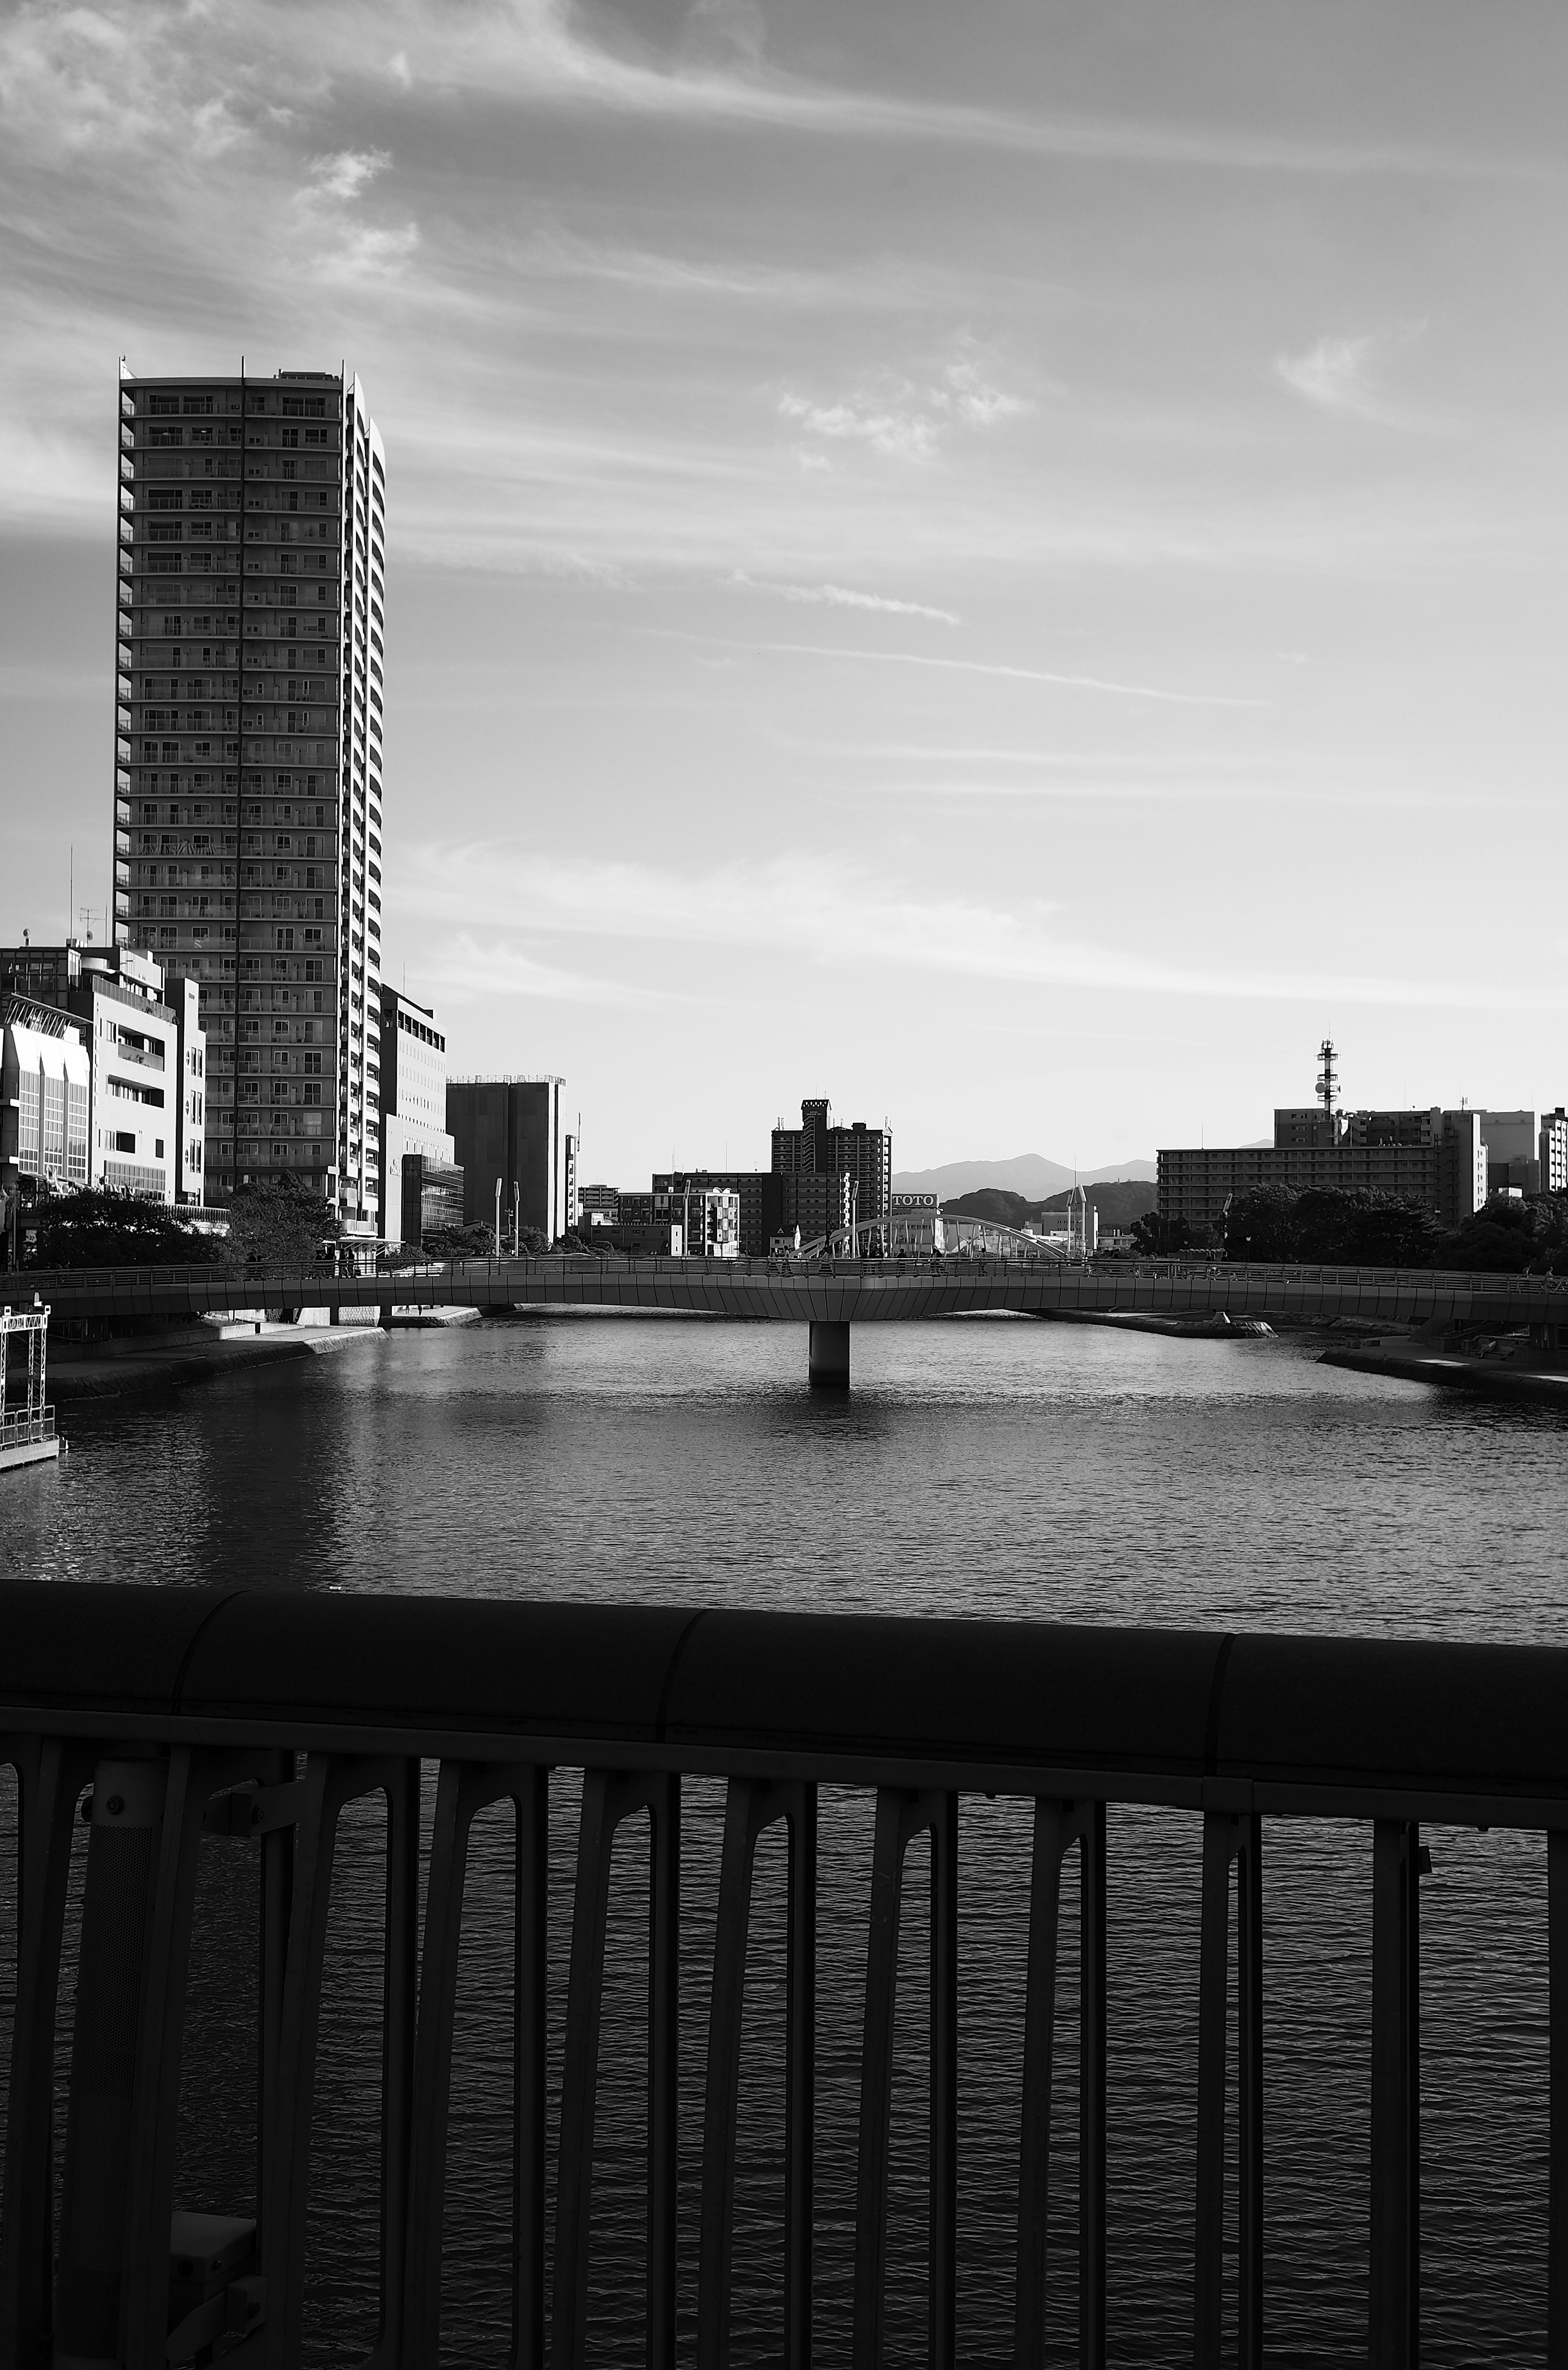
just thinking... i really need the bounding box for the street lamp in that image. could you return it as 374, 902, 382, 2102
494, 1176, 502, 1258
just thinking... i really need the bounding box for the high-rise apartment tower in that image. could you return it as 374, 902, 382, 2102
113, 364, 386, 1227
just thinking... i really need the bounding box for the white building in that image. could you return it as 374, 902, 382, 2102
1, 1002, 90, 1205
0, 943, 205, 1205
115, 365, 386, 1227
377, 985, 457, 1241
1541, 1109, 1568, 1195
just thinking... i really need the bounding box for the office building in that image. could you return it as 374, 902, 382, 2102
1159, 1108, 1489, 1234
447, 1076, 566, 1244
1480, 1111, 1540, 1197
378, 987, 460, 1243
578, 1183, 620, 1228
0, 942, 205, 1203
654, 1182, 740, 1258
1, 1002, 89, 1208
113, 364, 386, 1228
771, 1097, 892, 1236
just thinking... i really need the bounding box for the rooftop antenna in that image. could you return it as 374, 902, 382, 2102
1316, 1036, 1339, 1130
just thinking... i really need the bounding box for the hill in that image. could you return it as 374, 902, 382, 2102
942, 1180, 1157, 1231
892, 1154, 1156, 1200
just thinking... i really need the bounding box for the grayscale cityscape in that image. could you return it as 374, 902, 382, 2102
0, 3, 1563, 2362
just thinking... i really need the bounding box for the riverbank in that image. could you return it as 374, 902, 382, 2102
1319, 1341, 1568, 1407
48, 1306, 479, 1403
1038, 1308, 1275, 1339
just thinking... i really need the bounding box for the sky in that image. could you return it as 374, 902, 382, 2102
1, 0, 1564, 1181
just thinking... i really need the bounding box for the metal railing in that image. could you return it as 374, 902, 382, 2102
0, 1407, 53, 1453
1, 1587, 1567, 2368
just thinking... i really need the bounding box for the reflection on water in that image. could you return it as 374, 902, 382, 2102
5, 1315, 1566, 2363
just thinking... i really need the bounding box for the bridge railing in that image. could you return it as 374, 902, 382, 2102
1, 1585, 1567, 2369
11, 1252, 1568, 1303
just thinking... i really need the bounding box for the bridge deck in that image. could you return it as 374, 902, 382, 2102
15, 1252, 1568, 1329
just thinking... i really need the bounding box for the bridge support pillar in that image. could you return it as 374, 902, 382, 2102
808, 1321, 850, 1390
379, 1298, 394, 1332
329, 1296, 341, 1328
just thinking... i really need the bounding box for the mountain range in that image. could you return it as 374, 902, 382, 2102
891, 1154, 1157, 1200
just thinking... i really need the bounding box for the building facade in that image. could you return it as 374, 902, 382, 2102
1541, 1109, 1568, 1195
113, 364, 386, 1228
1158, 1109, 1490, 1235
770, 1098, 892, 1236
0, 1002, 90, 1210
650, 1170, 782, 1258
447, 1076, 566, 1244
377, 987, 458, 1242
0, 944, 205, 1203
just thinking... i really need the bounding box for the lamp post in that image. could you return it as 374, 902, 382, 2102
512, 1181, 520, 1259
494, 1176, 501, 1258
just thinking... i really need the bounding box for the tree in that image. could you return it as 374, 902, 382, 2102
1129, 1211, 1190, 1256
1221, 1185, 1300, 1263
27, 1185, 224, 1270
223, 1179, 340, 1276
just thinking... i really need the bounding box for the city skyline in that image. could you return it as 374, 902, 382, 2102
2, 0, 1565, 1181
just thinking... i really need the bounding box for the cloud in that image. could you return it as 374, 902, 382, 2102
778, 347, 1029, 468
733, 573, 958, 623
652, 629, 1264, 708
306, 147, 391, 202
1274, 328, 1428, 426
399, 841, 1546, 1011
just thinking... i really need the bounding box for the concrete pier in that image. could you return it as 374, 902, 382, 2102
808, 1319, 850, 1389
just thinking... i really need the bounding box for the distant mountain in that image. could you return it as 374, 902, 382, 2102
892, 1154, 1157, 1201
944, 1181, 1157, 1231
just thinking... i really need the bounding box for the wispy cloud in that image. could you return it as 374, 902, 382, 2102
399, 841, 1547, 1011
733, 573, 958, 623
778, 344, 1030, 467
1274, 327, 1429, 426
653, 631, 1266, 709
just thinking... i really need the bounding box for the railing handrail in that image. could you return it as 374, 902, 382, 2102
2, 1584, 1566, 1823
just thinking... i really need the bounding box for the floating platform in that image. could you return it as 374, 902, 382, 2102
0, 1433, 60, 1474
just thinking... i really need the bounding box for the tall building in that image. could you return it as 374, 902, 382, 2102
447, 1076, 566, 1245
0, 942, 205, 1203
771, 1098, 892, 1236
1541, 1110, 1568, 1195
1, 1002, 89, 1210
113, 364, 386, 1230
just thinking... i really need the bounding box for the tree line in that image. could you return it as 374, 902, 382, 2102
1128, 1184, 1568, 1274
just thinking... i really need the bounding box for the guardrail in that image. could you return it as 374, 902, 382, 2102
1, 1586, 1566, 2369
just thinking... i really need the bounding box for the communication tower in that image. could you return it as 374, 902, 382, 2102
1316, 1038, 1339, 1131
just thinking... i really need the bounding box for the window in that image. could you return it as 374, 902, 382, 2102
182, 395, 214, 416
281, 429, 299, 450
149, 396, 180, 417
149, 489, 183, 511
149, 427, 182, 448
155, 1138, 165, 1158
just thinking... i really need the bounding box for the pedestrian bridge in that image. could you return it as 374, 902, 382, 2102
18, 1253, 1568, 1385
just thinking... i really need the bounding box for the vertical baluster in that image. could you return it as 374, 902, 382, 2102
1193, 1813, 1233, 2370
553, 1770, 619, 2370
699, 1781, 765, 2370
381, 1757, 422, 2370
649, 1772, 681, 2370
1080, 1802, 1107, 2370
785, 1786, 817, 2370
699, 1779, 818, 2370
1552, 1828, 1568, 2370
0, 1735, 88, 2366
853, 1788, 913, 2370
1370, 1819, 1419, 2370
554, 1771, 677, 2370
930, 1793, 958, 2370
1014, 1801, 1080, 2370
1237, 1815, 1263, 2370
516, 1765, 549, 2370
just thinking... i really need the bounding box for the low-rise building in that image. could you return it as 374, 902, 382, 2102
578, 1183, 620, 1229
0, 942, 204, 1203
651, 1170, 782, 1257
1159, 1108, 1488, 1236
1, 999, 91, 1209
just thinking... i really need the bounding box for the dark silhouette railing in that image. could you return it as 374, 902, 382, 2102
1, 1586, 1566, 2368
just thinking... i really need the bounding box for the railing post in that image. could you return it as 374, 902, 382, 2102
553, 1770, 679, 2370
1014, 1800, 1088, 2370
852, 1786, 954, 2370
1550, 1828, 1568, 2370
1370, 1819, 1419, 2370
1080, 1801, 1107, 2370
405, 1761, 547, 2370
0, 1735, 91, 2366
1193, 1811, 1263, 2370
699, 1778, 817, 2370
